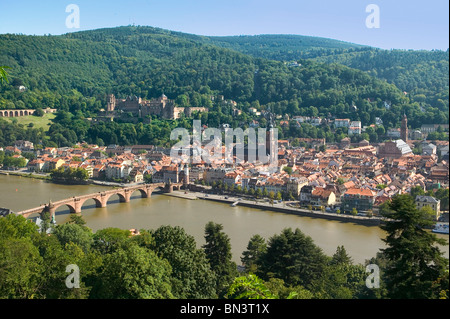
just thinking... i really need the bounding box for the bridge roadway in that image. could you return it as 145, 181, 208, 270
16, 182, 183, 219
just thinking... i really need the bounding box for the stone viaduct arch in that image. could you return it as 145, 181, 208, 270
0, 109, 36, 117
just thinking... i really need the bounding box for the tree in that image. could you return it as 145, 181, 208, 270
143, 173, 152, 183
0, 66, 11, 84
91, 243, 173, 299
410, 185, 425, 199
330, 245, 353, 266
264, 277, 314, 299
226, 274, 276, 299
67, 214, 88, 229
202, 222, 238, 297
149, 225, 217, 299
53, 223, 93, 253
282, 166, 293, 175
241, 234, 267, 273
311, 262, 367, 299
276, 192, 282, 201
92, 227, 131, 254
34, 108, 45, 117
257, 228, 329, 289
379, 194, 449, 299
0, 214, 42, 299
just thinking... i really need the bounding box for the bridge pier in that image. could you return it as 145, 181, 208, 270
99, 193, 108, 208
122, 189, 131, 203
74, 198, 83, 214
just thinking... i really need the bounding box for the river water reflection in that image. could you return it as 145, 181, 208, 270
1, 174, 447, 264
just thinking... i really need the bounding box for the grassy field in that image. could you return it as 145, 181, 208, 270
4, 113, 56, 131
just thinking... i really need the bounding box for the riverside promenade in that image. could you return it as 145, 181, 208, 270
164, 190, 383, 226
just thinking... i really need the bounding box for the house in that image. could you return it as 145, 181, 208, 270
14, 140, 34, 151
4, 146, 21, 155
348, 121, 362, 135
264, 177, 286, 194
105, 163, 130, 180
387, 128, 401, 139
286, 177, 308, 197
341, 188, 375, 213
415, 195, 441, 220
161, 165, 180, 184
128, 168, 144, 183
27, 159, 45, 172
334, 119, 350, 128
93, 164, 105, 179
79, 163, 94, 178
48, 158, 66, 171
310, 187, 336, 207
189, 167, 205, 183
205, 168, 230, 184
299, 185, 314, 204
223, 171, 241, 186
152, 170, 164, 183
422, 143, 437, 156
42, 147, 57, 156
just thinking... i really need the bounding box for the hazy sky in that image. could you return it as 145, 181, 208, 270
0, 0, 448, 50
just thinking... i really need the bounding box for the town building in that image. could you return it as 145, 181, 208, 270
378, 140, 413, 159
341, 188, 375, 213
310, 187, 336, 207
415, 195, 441, 220
422, 143, 437, 156
334, 119, 350, 128
348, 121, 362, 135
286, 177, 308, 197
299, 185, 314, 204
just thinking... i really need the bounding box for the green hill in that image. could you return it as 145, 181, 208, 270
0, 25, 448, 147
201, 33, 449, 115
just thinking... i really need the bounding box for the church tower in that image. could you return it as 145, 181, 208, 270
107, 94, 116, 112
401, 114, 408, 142
183, 164, 189, 187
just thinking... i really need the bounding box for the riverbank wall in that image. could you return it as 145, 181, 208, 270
198, 195, 383, 226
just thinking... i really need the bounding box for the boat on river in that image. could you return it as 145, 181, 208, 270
432, 223, 449, 234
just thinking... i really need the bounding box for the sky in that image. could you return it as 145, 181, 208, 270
0, 0, 448, 50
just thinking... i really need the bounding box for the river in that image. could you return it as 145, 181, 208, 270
0, 174, 447, 265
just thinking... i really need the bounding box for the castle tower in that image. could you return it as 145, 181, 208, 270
401, 113, 408, 142
107, 94, 116, 112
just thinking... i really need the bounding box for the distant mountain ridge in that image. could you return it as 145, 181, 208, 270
0, 25, 448, 131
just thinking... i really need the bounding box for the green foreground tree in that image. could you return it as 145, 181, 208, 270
203, 221, 238, 297
380, 194, 449, 299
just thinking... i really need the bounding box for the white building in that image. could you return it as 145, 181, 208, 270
348, 121, 362, 135
334, 119, 350, 128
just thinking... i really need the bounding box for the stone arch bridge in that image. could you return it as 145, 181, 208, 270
16, 182, 183, 219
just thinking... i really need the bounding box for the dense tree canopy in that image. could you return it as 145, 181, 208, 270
1, 26, 447, 149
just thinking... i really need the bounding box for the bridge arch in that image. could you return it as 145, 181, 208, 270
148, 185, 166, 196
128, 188, 149, 198
104, 191, 127, 204
53, 203, 76, 214
78, 197, 103, 210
